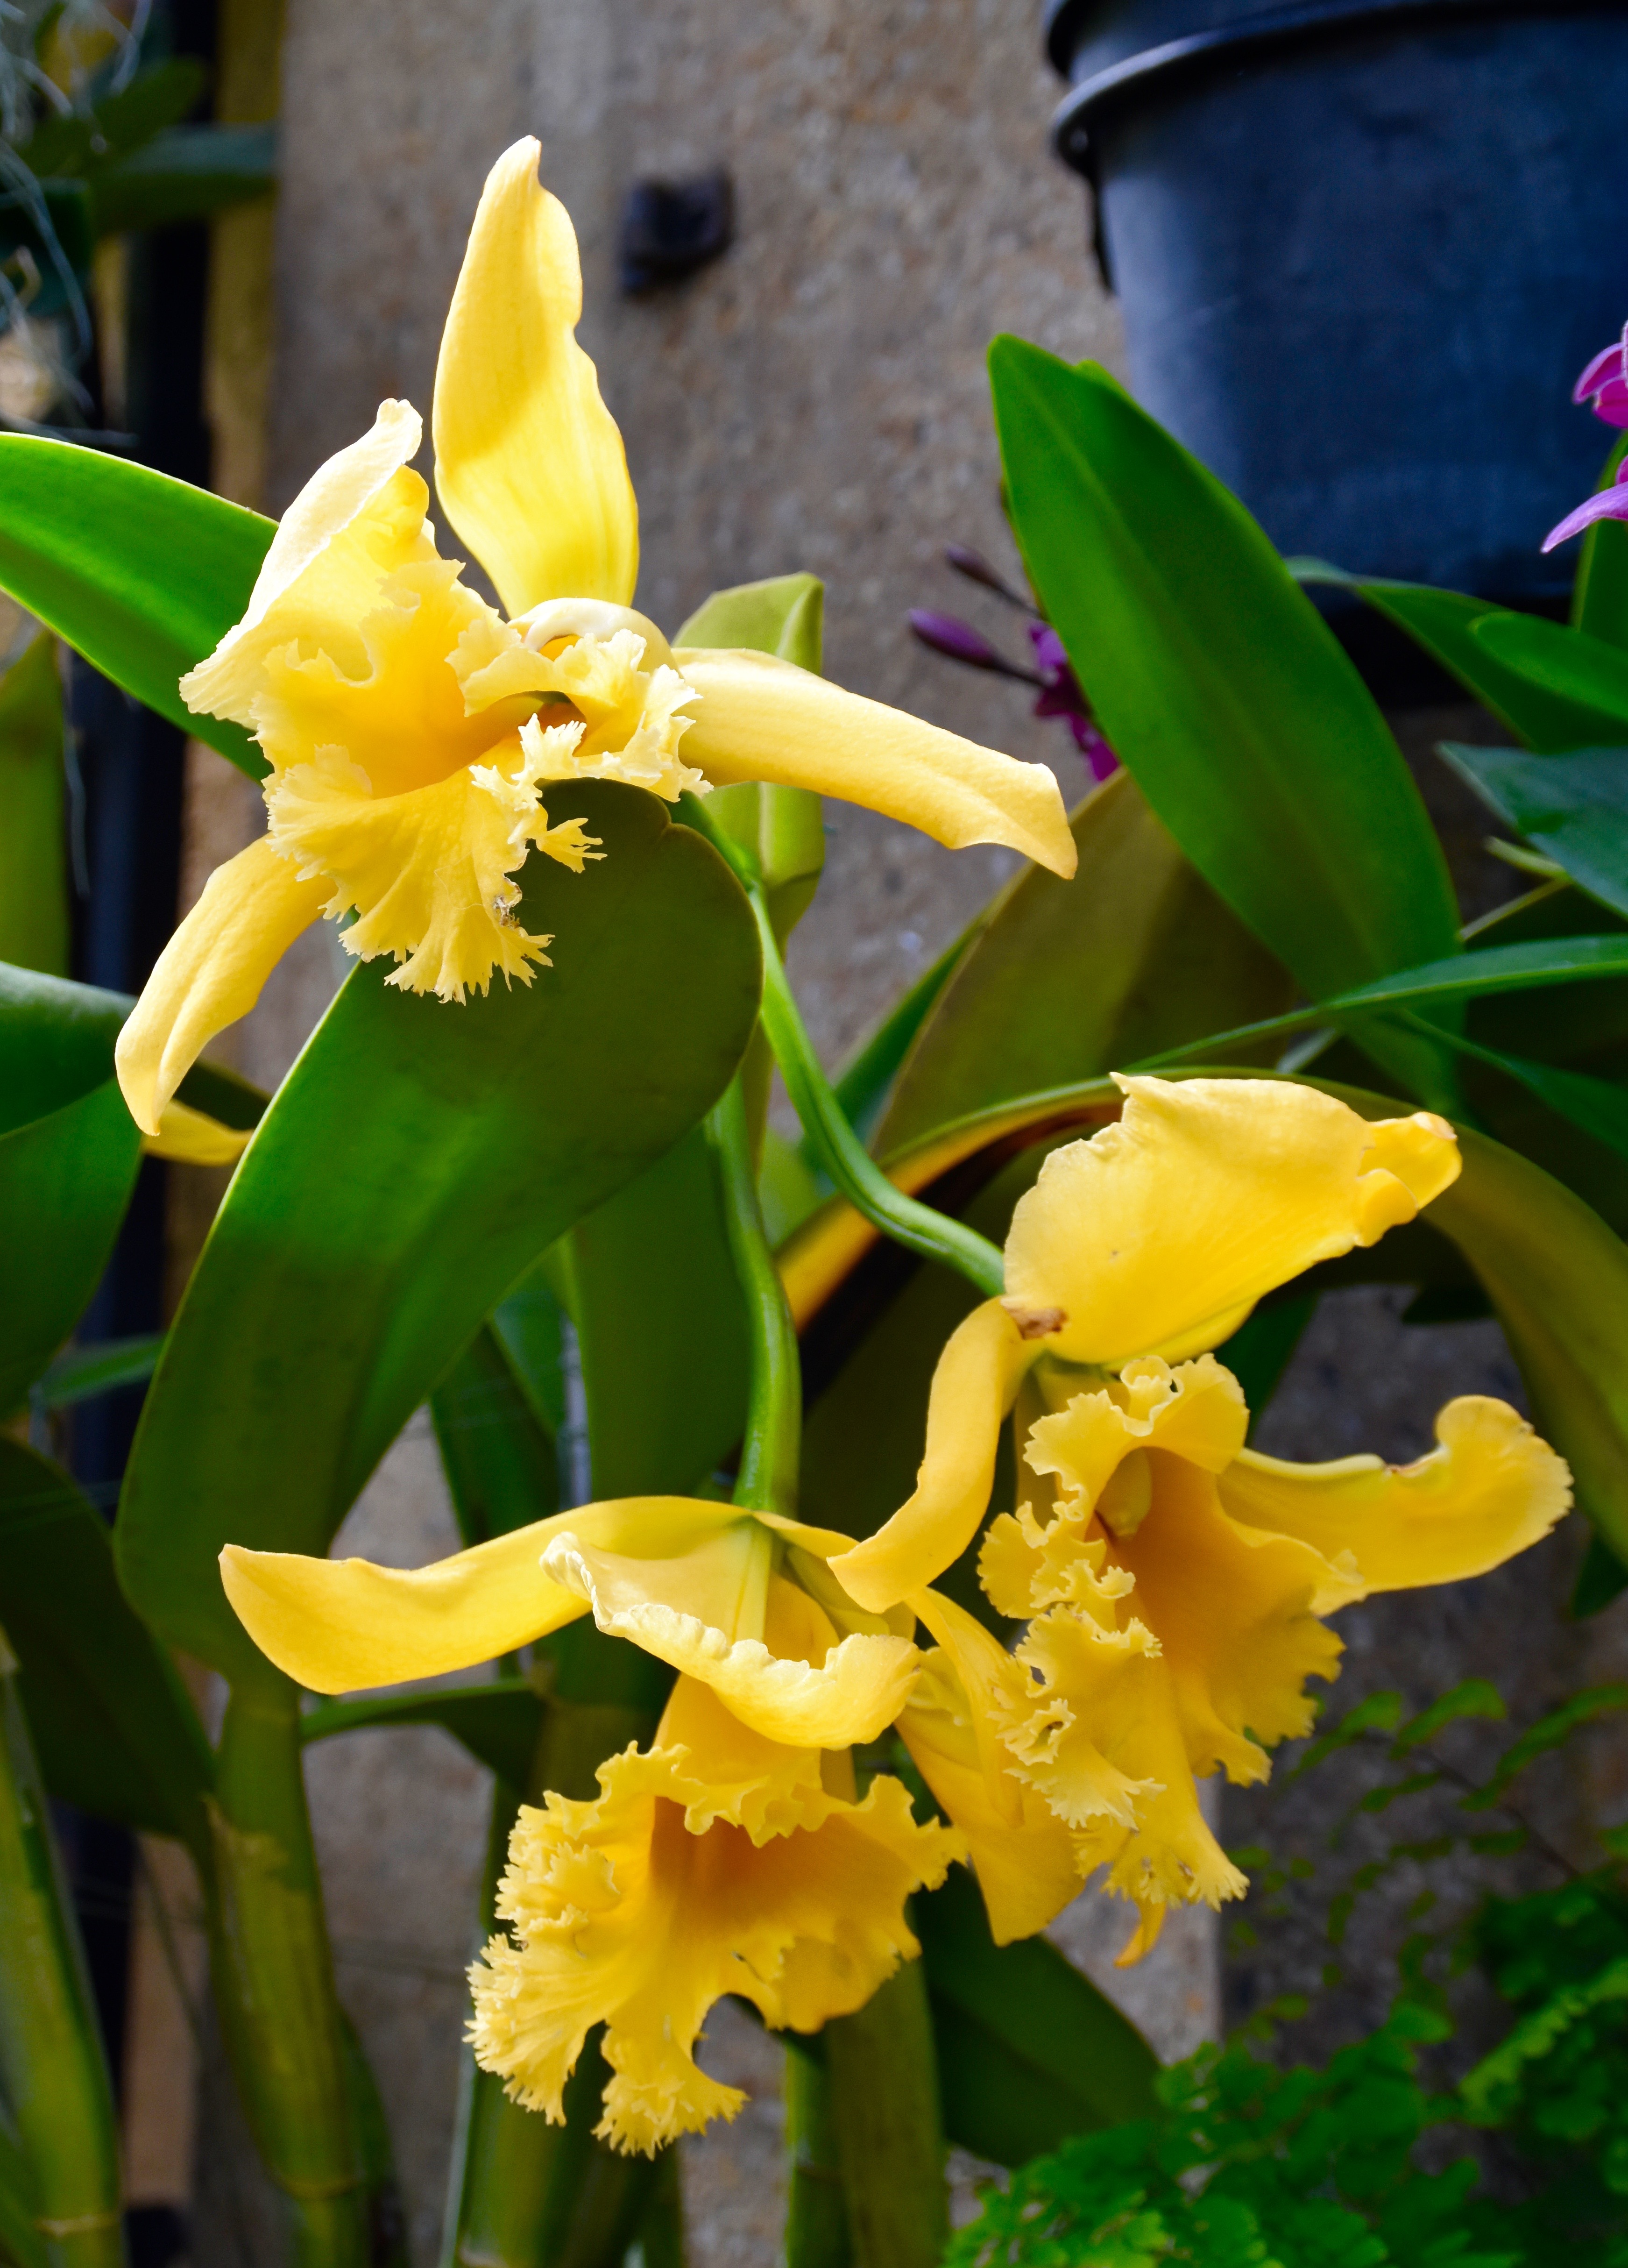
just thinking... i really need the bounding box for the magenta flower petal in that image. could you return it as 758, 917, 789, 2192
1574, 340, 1625, 404
1593, 377, 1628, 429
1542, 483, 1628, 551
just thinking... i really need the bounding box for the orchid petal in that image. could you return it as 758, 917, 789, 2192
673, 647, 1077, 877
114, 836, 327, 1135
433, 138, 637, 616
1218, 1396, 1571, 1594
1543, 482, 1628, 551
830, 1300, 1038, 1613
219, 1498, 741, 1693
1001, 1076, 1459, 1368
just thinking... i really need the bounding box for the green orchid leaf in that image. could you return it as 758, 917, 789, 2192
1473, 613, 1628, 736
1425, 1111, 1628, 1568
0, 436, 271, 778
919, 1870, 1158, 2164
301, 1679, 544, 1794
1405, 1000, 1628, 1168
990, 341, 1460, 1105
1439, 743, 1628, 922
38, 1334, 164, 1410
880, 772, 1292, 1154
557, 1124, 751, 1498
89, 121, 277, 236
431, 1321, 559, 1549
0, 633, 68, 978
1292, 563, 1628, 752
548, 576, 830, 1507
0, 1439, 211, 1854
491, 1258, 568, 1441
1140, 934, 1628, 1073
831, 935, 965, 1149
0, 967, 142, 1414
117, 782, 760, 1685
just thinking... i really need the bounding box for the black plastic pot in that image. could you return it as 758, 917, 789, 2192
1046, 0, 1628, 609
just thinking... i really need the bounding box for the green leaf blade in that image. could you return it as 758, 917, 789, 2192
990, 342, 1460, 1010
0, 436, 271, 777
117, 783, 759, 1682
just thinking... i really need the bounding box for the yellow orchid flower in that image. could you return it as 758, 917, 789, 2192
828, 1074, 1468, 1612
830, 1074, 1570, 1962
974, 1354, 1567, 1960
222, 1503, 961, 2150
113, 137, 1075, 1136
468, 1675, 960, 2154
220, 1494, 920, 1752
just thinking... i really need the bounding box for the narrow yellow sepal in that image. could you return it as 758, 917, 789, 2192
675, 646, 1078, 877
142, 1099, 251, 1166
114, 836, 328, 1136
830, 1299, 1039, 1612
432, 138, 638, 617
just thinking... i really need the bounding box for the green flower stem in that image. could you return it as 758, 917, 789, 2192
0, 1625, 125, 2268
824, 1959, 948, 2268
680, 793, 1005, 1301
783, 2039, 851, 2268
206, 1675, 369, 2268
706, 1073, 803, 1515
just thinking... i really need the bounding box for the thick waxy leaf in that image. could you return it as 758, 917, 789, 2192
1439, 743, 1628, 921
880, 771, 1291, 1153
1142, 935, 1628, 1071
1425, 1113, 1628, 1565
1293, 564, 1628, 752
0, 633, 68, 978
552, 575, 826, 1506
557, 1126, 751, 1498
1474, 613, 1628, 738
37, 1334, 163, 1410
920, 1870, 1158, 2163
0, 436, 270, 777
431, 1321, 559, 1547
118, 783, 760, 1685
1455, 886, 1628, 1236
302, 1680, 544, 1793
991, 341, 1460, 1106
0, 967, 141, 1414
0, 1440, 210, 1853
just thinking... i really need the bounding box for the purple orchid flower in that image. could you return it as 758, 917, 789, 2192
1575, 329, 1628, 428
1545, 328, 1628, 550
907, 601, 1119, 781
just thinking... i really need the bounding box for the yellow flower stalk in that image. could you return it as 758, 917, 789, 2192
113, 137, 1076, 1137
837, 1074, 1571, 1960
